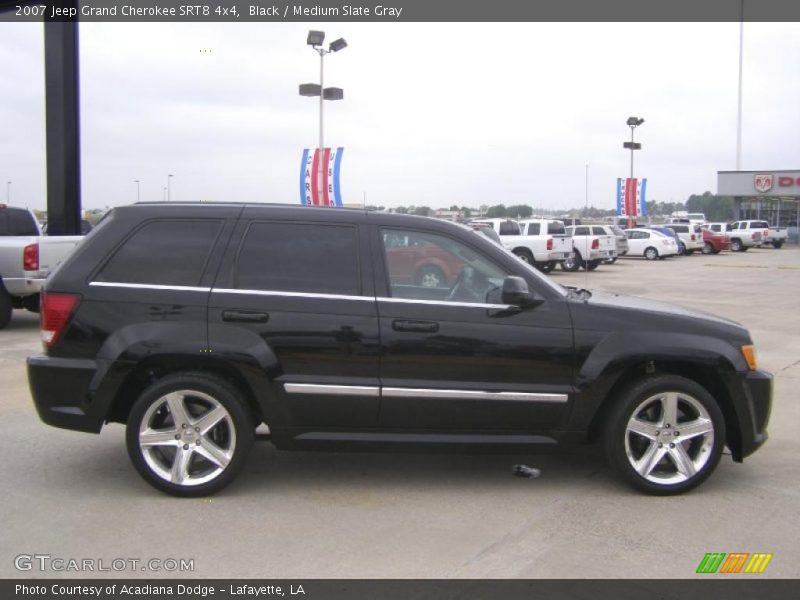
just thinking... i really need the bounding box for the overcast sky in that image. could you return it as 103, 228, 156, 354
1, 21, 799, 211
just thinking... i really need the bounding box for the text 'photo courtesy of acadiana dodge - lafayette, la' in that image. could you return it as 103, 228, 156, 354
2, 0, 800, 588
15, 584, 306, 597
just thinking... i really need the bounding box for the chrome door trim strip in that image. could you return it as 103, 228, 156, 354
382, 387, 568, 403
283, 383, 380, 397
213, 288, 374, 302
89, 281, 211, 292
294, 432, 557, 444
377, 297, 512, 310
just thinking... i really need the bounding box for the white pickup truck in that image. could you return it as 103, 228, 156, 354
0, 205, 83, 329
728, 220, 768, 252
561, 225, 616, 271
472, 218, 572, 273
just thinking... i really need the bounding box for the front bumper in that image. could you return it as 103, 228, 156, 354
727, 369, 772, 461
28, 354, 105, 433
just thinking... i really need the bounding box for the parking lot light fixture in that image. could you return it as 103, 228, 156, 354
5, 181, 10, 204
167, 174, 174, 201
299, 30, 347, 207
134, 179, 140, 203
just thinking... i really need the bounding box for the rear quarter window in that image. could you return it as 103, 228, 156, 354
0, 208, 39, 236
96, 219, 222, 286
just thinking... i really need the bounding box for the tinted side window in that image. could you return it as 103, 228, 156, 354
574, 226, 589, 236
547, 222, 566, 235
526, 223, 540, 235
591, 226, 606, 235
97, 219, 222, 286
0, 209, 39, 236
498, 221, 520, 236
236, 222, 359, 295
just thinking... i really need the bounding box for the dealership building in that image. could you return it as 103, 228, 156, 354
718, 170, 800, 243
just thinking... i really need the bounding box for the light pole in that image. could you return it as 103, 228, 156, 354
134, 179, 140, 203
299, 30, 347, 206
5, 181, 10, 204
162, 186, 167, 201
623, 117, 644, 227
167, 174, 174, 201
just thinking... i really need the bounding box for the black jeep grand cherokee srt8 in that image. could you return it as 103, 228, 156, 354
28, 203, 772, 496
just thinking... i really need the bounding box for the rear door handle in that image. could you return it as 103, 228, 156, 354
222, 310, 269, 323
392, 319, 439, 333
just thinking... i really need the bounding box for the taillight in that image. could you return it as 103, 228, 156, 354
547, 238, 554, 250
591, 238, 599, 249
764, 229, 769, 237
40, 292, 80, 349
690, 234, 696, 241
23, 243, 39, 271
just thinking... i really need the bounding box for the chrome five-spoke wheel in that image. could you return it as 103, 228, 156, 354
605, 375, 725, 495
126, 373, 254, 496
139, 390, 236, 486
624, 391, 714, 485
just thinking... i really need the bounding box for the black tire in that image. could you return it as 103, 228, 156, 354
702, 242, 714, 255
415, 265, 446, 288
23, 293, 40, 313
126, 372, 255, 497
560, 250, 581, 272
603, 257, 618, 264
586, 260, 601, 271
513, 248, 535, 265
678, 242, 686, 255
0, 285, 12, 330
730, 238, 743, 252
537, 261, 555, 274
603, 375, 726, 495
686, 249, 695, 255
772, 241, 783, 249
644, 247, 658, 261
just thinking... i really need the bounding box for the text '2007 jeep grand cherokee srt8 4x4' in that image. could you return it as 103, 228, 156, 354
28, 203, 772, 497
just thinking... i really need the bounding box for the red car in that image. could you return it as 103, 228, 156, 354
384, 236, 464, 288
701, 228, 730, 254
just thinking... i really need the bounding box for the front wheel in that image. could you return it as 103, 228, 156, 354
126, 373, 255, 497
644, 247, 659, 261
513, 249, 535, 265
603, 375, 725, 495
560, 251, 581, 272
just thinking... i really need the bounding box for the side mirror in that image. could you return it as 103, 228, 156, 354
501, 276, 543, 308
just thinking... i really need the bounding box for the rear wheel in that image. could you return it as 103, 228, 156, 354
603, 257, 618, 264
0, 285, 12, 330
586, 260, 601, 271
686, 249, 695, 255
537, 261, 556, 273
702, 242, 714, 255
772, 241, 783, 249
126, 373, 255, 497
23, 293, 40, 313
604, 375, 725, 495
644, 247, 658, 261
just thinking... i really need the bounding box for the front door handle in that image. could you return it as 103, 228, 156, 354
222, 310, 269, 323
392, 319, 439, 333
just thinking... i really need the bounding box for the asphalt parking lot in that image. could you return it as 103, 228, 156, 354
1, 246, 799, 579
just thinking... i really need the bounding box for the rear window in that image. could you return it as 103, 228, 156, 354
236, 222, 359, 295
97, 219, 222, 286
668, 225, 689, 233
591, 226, 607, 235
0, 208, 39, 236
547, 222, 566, 235
752, 221, 769, 229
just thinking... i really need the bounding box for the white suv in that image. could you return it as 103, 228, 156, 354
664, 223, 704, 255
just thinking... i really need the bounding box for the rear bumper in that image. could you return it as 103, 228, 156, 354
2, 277, 44, 297
27, 354, 104, 433
727, 369, 772, 461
